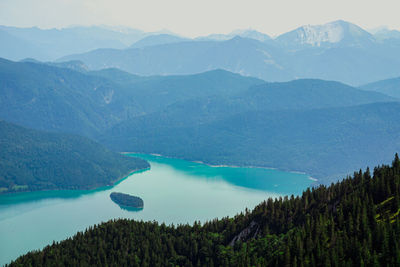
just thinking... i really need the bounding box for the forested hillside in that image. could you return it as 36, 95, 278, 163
9, 155, 400, 266
102, 101, 400, 182
2, 57, 400, 183
0, 120, 149, 193
0, 58, 262, 137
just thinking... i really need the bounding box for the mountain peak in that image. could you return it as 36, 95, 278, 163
229, 29, 271, 42
196, 29, 271, 43
277, 20, 374, 47
130, 34, 188, 48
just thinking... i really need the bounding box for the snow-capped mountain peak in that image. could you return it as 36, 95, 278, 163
277, 20, 374, 48
299, 22, 345, 46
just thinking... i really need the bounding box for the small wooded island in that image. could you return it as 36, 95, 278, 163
110, 192, 144, 208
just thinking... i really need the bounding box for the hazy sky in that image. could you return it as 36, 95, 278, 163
1, 0, 399, 37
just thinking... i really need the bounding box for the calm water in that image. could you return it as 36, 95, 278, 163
0, 154, 313, 265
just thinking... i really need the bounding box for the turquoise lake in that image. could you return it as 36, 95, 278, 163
0, 154, 313, 265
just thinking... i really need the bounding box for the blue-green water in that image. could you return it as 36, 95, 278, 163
0, 154, 313, 265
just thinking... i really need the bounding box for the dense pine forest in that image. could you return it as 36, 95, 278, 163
8, 154, 400, 266
0, 120, 149, 193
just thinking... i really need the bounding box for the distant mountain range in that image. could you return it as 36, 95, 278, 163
59, 36, 294, 82
56, 21, 400, 85
4, 19, 400, 267
0, 25, 172, 61
372, 27, 400, 41
276, 20, 375, 48
130, 34, 190, 48
1, 21, 400, 85
196, 29, 272, 42
0, 21, 399, 86
360, 76, 400, 98
1, 57, 399, 182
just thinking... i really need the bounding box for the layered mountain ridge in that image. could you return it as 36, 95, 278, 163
55, 20, 400, 85
1, 57, 399, 183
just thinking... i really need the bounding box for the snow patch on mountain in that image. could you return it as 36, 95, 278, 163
297, 22, 345, 46
283, 20, 371, 47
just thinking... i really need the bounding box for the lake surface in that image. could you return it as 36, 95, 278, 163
0, 154, 313, 265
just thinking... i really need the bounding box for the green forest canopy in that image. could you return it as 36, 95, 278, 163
0, 120, 149, 193
9, 154, 400, 266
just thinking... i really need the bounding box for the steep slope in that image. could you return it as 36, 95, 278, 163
100, 78, 393, 134
0, 120, 149, 193
0, 58, 125, 137
360, 77, 400, 98
88, 68, 145, 84
10, 155, 400, 266
102, 102, 400, 182
0, 58, 262, 137
234, 79, 393, 110
47, 60, 89, 73
59, 37, 293, 82
111, 69, 264, 113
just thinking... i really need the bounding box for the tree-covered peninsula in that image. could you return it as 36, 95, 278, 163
9, 154, 400, 266
0, 120, 149, 193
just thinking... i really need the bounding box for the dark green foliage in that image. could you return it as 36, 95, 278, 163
0, 120, 149, 193
0, 58, 123, 137
0, 58, 262, 137
9, 155, 400, 266
2, 57, 400, 184
103, 101, 400, 183
110, 192, 144, 208
2, 57, 398, 183
238, 79, 393, 111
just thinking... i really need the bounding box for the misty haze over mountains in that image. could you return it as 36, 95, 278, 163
1, 56, 400, 183
4, 13, 400, 265
1, 19, 400, 183
2, 20, 400, 85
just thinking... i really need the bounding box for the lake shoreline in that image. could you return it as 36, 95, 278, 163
122, 152, 319, 183
0, 166, 150, 197
0, 153, 313, 266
